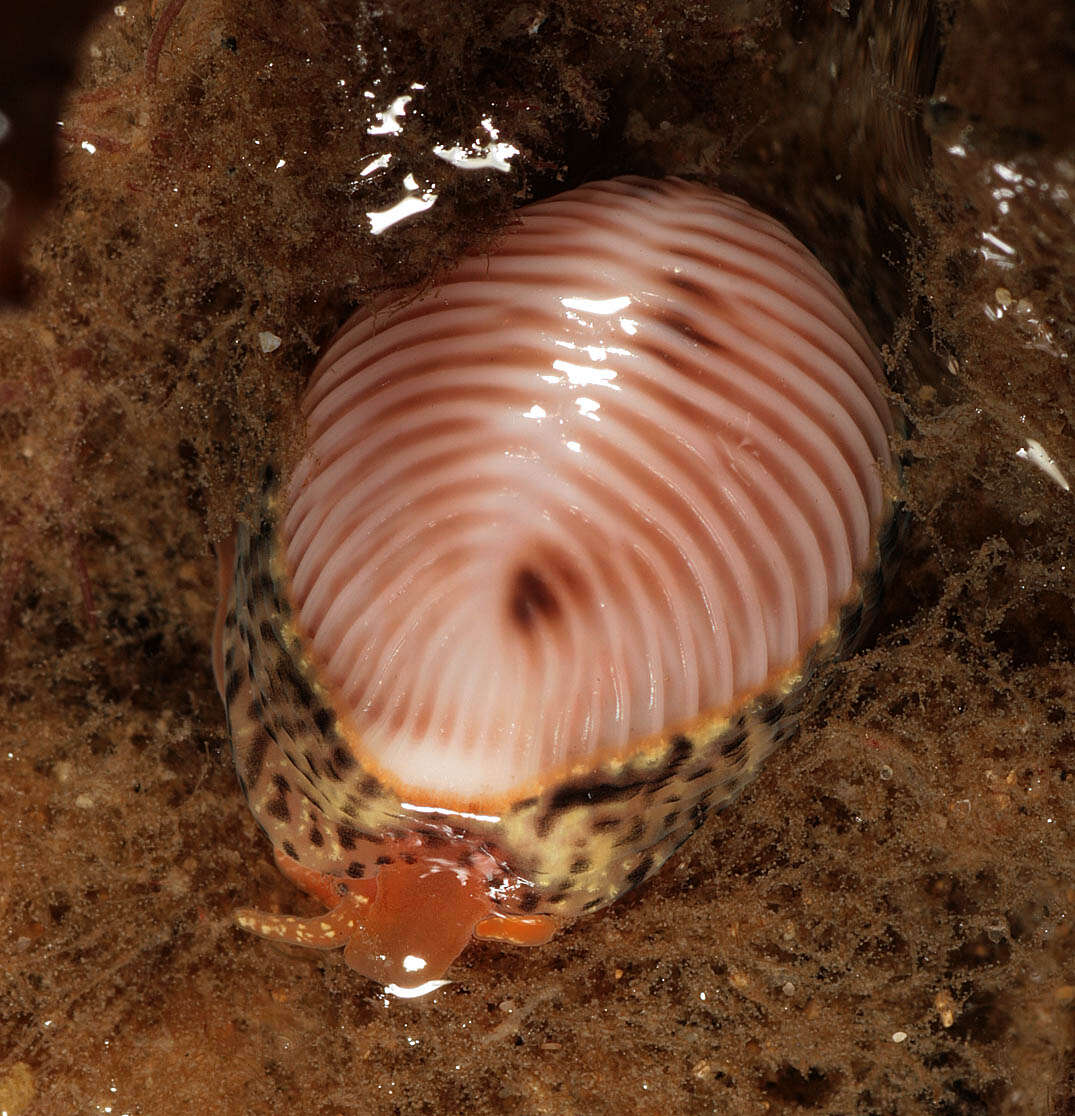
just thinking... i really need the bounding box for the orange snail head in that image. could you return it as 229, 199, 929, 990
232, 845, 555, 989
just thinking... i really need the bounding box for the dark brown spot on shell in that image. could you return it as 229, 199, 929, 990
662, 308, 719, 350
332, 746, 355, 771
266, 795, 291, 823
224, 668, 243, 705
550, 779, 643, 812
664, 734, 693, 773
667, 274, 708, 299
759, 697, 787, 725
309, 827, 324, 847
278, 656, 314, 708
282, 841, 297, 859
625, 856, 654, 889
720, 728, 748, 757
346, 862, 365, 878
509, 566, 560, 630
243, 729, 270, 787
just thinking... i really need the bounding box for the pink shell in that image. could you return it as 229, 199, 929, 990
280, 176, 893, 804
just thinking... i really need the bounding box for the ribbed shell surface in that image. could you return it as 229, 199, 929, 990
281, 176, 893, 804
